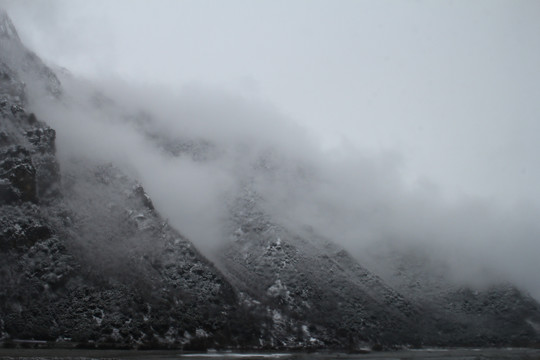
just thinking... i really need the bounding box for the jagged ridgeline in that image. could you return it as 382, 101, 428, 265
0, 9, 539, 350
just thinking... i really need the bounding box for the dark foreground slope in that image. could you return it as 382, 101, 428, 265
0, 104, 237, 346
0, 12, 246, 349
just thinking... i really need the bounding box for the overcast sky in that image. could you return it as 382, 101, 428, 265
2, 0, 539, 206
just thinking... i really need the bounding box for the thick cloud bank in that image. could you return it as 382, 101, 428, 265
27, 73, 540, 302
3, 0, 540, 300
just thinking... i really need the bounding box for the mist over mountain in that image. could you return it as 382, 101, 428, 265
1, 3, 540, 350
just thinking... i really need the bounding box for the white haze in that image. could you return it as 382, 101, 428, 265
2, 1, 540, 300
27, 73, 540, 302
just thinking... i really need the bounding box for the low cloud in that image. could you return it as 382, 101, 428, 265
7, 0, 539, 301
27, 72, 540, 302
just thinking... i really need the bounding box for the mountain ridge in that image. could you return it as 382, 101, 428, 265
0, 9, 20, 42
1, 10, 539, 350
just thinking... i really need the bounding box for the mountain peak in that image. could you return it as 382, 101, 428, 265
0, 9, 20, 42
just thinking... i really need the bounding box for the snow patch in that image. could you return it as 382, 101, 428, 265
196, 328, 209, 338
301, 324, 309, 336
92, 309, 104, 325
272, 309, 282, 323
267, 279, 290, 299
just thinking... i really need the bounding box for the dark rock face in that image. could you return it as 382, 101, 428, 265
0, 94, 60, 204
0, 94, 243, 347
0, 205, 52, 251
0, 146, 37, 203
0, 74, 67, 341
0, 51, 60, 206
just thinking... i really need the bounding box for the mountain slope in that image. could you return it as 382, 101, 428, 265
0, 13, 244, 349
213, 187, 421, 349
1, 9, 540, 350
358, 241, 540, 346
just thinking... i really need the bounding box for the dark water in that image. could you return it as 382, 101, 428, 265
1, 348, 540, 360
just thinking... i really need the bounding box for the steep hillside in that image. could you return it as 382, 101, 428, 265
0, 12, 245, 349
149, 123, 540, 348
358, 241, 540, 346
214, 187, 421, 349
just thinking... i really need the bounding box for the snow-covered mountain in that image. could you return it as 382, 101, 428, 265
1, 9, 539, 350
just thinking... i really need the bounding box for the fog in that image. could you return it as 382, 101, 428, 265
2, 0, 540, 300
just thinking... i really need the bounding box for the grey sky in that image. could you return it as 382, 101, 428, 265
3, 0, 540, 204
2, 0, 539, 204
